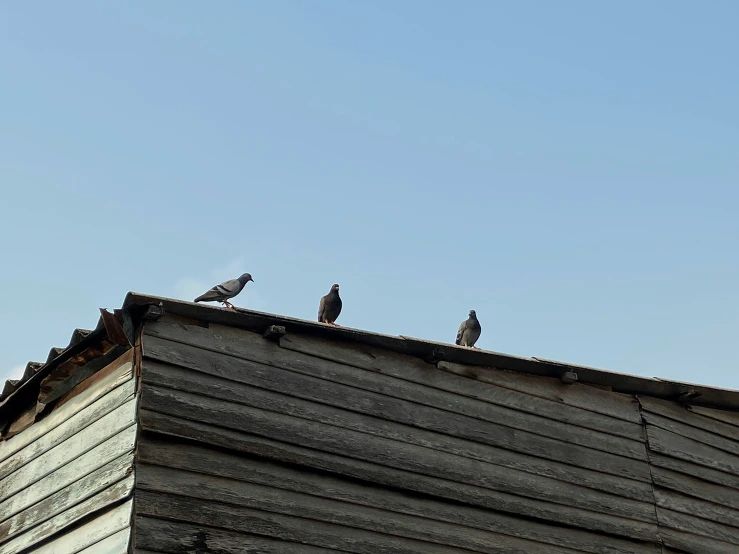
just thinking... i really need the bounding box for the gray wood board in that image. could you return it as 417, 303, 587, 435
141, 358, 653, 500
142, 332, 648, 464
655, 488, 739, 534
0, 453, 133, 543
646, 425, 739, 477
657, 526, 737, 554
640, 396, 739, 445
135, 489, 578, 554
641, 408, 739, 458
77, 528, 130, 554
650, 452, 739, 493
0, 479, 133, 554
136, 517, 377, 553
437, 360, 641, 423
138, 436, 661, 554
0, 399, 136, 503
139, 381, 656, 524
0, 423, 137, 525
138, 464, 589, 554
688, 405, 739, 429
651, 464, 739, 511
138, 409, 659, 541
0, 378, 135, 480
0, 362, 133, 465
143, 321, 645, 442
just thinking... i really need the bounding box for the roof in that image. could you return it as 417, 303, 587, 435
2, 291, 739, 426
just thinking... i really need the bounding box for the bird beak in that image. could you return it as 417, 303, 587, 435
250, 277, 255, 282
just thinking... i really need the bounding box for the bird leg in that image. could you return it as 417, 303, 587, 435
327, 321, 340, 326
222, 300, 234, 309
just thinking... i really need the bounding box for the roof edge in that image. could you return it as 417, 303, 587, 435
124, 292, 739, 412
0, 326, 108, 422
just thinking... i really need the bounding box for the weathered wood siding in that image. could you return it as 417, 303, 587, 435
639, 396, 739, 553
0, 354, 137, 554
137, 319, 672, 553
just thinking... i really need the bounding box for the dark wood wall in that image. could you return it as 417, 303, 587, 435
638, 395, 739, 553
134, 317, 739, 554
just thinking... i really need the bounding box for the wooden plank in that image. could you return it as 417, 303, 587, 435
0, 425, 136, 524
650, 452, 739, 491
688, 405, 739, 428
284, 334, 643, 436
641, 408, 739, 457
138, 464, 584, 554
438, 360, 642, 423
136, 517, 364, 553
1, 482, 133, 554
143, 321, 645, 442
139, 410, 659, 542
139, 438, 661, 554
0, 398, 136, 506
141, 382, 656, 523
651, 464, 739, 511
0, 378, 135, 480
77, 528, 130, 553
142, 360, 653, 500
640, 396, 739, 444
137, 490, 567, 554
646, 425, 739, 477
143, 333, 648, 463
0, 362, 133, 465
654, 487, 739, 532
0, 453, 133, 542
32, 499, 133, 554
659, 525, 737, 554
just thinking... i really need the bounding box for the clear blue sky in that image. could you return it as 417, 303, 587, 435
1, 2, 738, 389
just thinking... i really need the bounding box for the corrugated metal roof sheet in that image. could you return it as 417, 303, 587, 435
0, 329, 94, 403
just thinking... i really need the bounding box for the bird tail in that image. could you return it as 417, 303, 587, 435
194, 291, 218, 303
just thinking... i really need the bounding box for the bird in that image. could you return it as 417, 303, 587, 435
318, 283, 342, 325
193, 273, 254, 309
456, 310, 481, 348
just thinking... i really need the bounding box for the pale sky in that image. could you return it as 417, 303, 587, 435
1, 1, 737, 388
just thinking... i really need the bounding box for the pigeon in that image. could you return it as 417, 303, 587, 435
194, 273, 254, 309
456, 310, 481, 348
318, 283, 342, 325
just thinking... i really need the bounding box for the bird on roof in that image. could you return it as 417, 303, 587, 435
194, 273, 254, 309
318, 283, 342, 325
456, 310, 481, 348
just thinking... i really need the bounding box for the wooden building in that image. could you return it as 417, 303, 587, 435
1, 292, 739, 553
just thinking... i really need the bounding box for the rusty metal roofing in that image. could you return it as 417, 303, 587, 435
0, 329, 94, 403
3, 292, 739, 418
